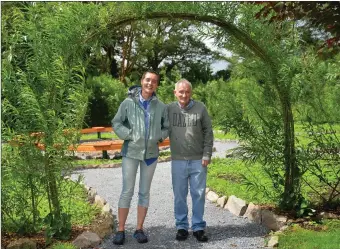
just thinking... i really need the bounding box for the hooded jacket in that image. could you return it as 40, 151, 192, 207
112, 86, 169, 160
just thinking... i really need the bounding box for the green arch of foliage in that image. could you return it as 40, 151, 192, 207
99, 1, 298, 211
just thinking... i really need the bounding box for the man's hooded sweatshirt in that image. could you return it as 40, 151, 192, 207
168, 100, 214, 161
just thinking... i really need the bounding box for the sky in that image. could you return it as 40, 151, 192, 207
203, 37, 232, 73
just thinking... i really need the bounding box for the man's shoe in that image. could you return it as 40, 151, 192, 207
193, 230, 208, 242
176, 229, 189, 241
133, 229, 148, 243
113, 231, 125, 245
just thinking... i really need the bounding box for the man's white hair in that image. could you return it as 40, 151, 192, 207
175, 79, 192, 90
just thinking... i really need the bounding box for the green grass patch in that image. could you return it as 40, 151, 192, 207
2, 180, 100, 233
207, 157, 340, 249
278, 220, 340, 249
294, 122, 340, 147
72, 150, 171, 168
207, 157, 338, 206
49, 242, 77, 249
207, 158, 277, 205
213, 129, 239, 141
72, 158, 119, 167
80, 132, 118, 140
60, 181, 101, 225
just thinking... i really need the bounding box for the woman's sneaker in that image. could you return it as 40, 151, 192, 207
133, 229, 148, 243
113, 231, 125, 245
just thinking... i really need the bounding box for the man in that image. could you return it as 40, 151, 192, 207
112, 70, 169, 245
168, 79, 214, 242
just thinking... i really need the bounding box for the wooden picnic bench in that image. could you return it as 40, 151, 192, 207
12, 127, 170, 159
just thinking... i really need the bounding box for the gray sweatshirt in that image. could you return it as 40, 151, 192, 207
168, 100, 214, 160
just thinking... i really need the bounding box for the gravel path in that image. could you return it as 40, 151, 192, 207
72, 140, 268, 249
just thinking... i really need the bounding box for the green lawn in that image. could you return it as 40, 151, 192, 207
207, 158, 277, 205
294, 122, 340, 146
278, 220, 340, 249
80, 132, 118, 140
207, 153, 339, 249
213, 128, 239, 141
72, 150, 171, 168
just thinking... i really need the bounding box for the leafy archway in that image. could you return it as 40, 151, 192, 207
103, 2, 298, 210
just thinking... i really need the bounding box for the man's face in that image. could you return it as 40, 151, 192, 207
141, 72, 159, 96
174, 82, 192, 107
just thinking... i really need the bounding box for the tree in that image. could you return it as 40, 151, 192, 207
94, 10, 217, 85
1, 2, 106, 238
254, 2, 340, 56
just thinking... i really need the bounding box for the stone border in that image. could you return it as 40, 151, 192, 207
205, 188, 340, 248
205, 188, 286, 248
70, 181, 116, 249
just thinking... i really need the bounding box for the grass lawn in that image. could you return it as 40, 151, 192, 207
72, 150, 172, 168
213, 128, 239, 141
294, 122, 340, 146
278, 220, 340, 249
207, 154, 340, 249
207, 158, 277, 205
80, 132, 118, 140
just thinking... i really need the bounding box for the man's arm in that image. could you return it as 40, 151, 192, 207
201, 106, 214, 165
160, 105, 169, 142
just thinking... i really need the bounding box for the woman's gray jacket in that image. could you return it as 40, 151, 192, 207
112, 86, 169, 160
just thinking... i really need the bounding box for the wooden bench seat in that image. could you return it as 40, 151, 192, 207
71, 138, 170, 152
14, 127, 170, 158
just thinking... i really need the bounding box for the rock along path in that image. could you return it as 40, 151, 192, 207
72, 141, 269, 249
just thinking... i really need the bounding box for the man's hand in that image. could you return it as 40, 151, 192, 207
202, 159, 210, 167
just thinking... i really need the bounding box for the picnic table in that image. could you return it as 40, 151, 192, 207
11, 127, 170, 159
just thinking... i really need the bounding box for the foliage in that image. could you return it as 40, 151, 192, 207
292, 51, 340, 123
208, 153, 339, 213
254, 2, 340, 56
84, 74, 127, 127
1, 160, 100, 235
156, 66, 181, 104
200, 3, 336, 212
1, 2, 104, 240
89, 7, 219, 85
298, 122, 340, 209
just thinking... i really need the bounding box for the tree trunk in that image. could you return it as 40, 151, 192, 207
44, 149, 61, 221
280, 91, 300, 210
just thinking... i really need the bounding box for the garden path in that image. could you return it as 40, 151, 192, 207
72, 141, 269, 249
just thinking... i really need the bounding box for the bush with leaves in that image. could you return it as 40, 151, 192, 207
292, 51, 340, 123
298, 122, 340, 210
1, 2, 107, 240
85, 74, 127, 127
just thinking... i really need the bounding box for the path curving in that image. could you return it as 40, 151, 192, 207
72, 140, 268, 249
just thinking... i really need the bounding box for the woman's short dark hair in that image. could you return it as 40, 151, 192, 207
142, 70, 160, 83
